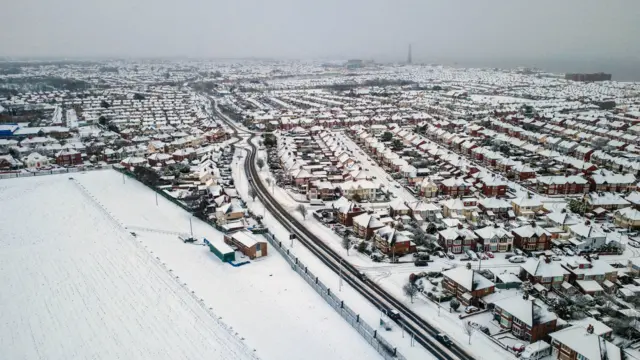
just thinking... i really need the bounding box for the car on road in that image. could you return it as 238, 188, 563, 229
465, 306, 480, 314
436, 333, 453, 347
394, 184, 401, 188
485, 251, 494, 258
386, 308, 401, 321
509, 256, 526, 263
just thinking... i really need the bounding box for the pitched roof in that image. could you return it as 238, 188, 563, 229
442, 267, 494, 291
494, 296, 556, 326
550, 326, 621, 360
521, 258, 569, 278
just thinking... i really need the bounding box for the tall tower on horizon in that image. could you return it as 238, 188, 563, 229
407, 44, 412, 65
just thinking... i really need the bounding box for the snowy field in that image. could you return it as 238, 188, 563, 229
0, 175, 257, 360
70, 169, 381, 360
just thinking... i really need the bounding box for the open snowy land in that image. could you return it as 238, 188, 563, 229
0, 175, 257, 360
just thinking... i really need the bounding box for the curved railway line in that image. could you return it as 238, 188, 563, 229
211, 98, 476, 360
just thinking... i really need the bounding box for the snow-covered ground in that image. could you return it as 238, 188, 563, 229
69, 169, 380, 360
0, 175, 257, 360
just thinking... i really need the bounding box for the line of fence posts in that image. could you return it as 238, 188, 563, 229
262, 232, 405, 360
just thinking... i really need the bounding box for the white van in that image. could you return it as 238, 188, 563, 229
309, 199, 324, 206
519, 341, 551, 360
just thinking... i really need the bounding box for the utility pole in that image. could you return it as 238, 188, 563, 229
339, 258, 344, 291
189, 216, 193, 238
155, 191, 158, 206
122, 172, 125, 184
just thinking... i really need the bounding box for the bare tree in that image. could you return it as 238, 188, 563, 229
248, 187, 257, 201
342, 233, 351, 255
403, 281, 419, 304
463, 321, 474, 344
256, 158, 265, 171
297, 204, 308, 220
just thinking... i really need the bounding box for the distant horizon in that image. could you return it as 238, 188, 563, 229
1, 54, 638, 81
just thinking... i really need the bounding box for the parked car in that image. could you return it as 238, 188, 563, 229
436, 251, 445, 258
552, 255, 562, 261
512, 343, 526, 353
629, 241, 640, 248
563, 248, 575, 256
485, 251, 494, 259
465, 306, 479, 314
509, 256, 526, 263
436, 333, 453, 347
514, 249, 524, 256
466, 250, 478, 261
477, 252, 488, 260
414, 260, 428, 267
446, 251, 455, 259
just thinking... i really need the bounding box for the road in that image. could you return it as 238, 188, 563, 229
209, 97, 475, 360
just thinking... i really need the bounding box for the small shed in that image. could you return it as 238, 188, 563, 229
224, 230, 268, 259
204, 238, 235, 262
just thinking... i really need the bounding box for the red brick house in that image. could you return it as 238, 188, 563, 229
442, 267, 495, 306
512, 223, 551, 251
480, 176, 507, 197
55, 150, 82, 166
535, 175, 589, 196
333, 198, 365, 226
440, 177, 472, 197
493, 295, 557, 342
373, 226, 416, 256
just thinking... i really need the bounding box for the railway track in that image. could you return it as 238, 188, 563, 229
211, 98, 475, 360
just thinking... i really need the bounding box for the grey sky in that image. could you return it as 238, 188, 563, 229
1, 0, 639, 61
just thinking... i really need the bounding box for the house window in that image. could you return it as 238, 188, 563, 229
577, 354, 588, 360
500, 317, 511, 327
256, 243, 261, 251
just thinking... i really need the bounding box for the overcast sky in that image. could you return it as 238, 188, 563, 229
1, 0, 639, 62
